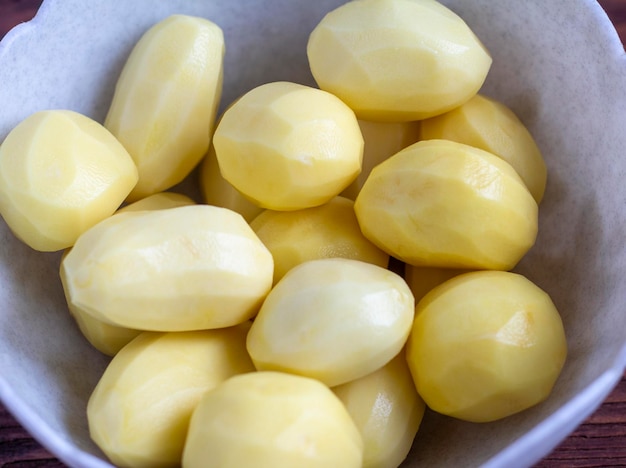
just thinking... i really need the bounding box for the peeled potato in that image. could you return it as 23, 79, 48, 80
341, 119, 421, 200
333, 353, 426, 468
116, 191, 195, 214
420, 94, 547, 203
307, 0, 492, 121
404, 265, 468, 303
406, 270, 567, 423
250, 196, 389, 283
213, 81, 363, 210
60, 205, 273, 331
105, 14, 224, 201
246, 258, 414, 387
0, 110, 138, 251
354, 139, 538, 270
88, 326, 255, 467
183, 371, 363, 468
199, 144, 263, 222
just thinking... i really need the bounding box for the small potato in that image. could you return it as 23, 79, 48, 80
341, 119, 421, 200
116, 191, 195, 214
420, 94, 547, 203
307, 0, 492, 121
61, 205, 273, 331
406, 271, 567, 423
355, 139, 538, 270
250, 196, 389, 283
105, 15, 224, 201
88, 326, 255, 467
213, 81, 363, 210
199, 144, 263, 222
333, 353, 426, 468
183, 371, 363, 468
246, 258, 414, 387
0, 110, 138, 251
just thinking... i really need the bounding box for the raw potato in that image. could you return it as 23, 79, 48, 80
307, 0, 492, 121
60, 205, 274, 331
246, 258, 415, 387
199, 144, 263, 222
88, 326, 255, 467
105, 15, 224, 201
66, 192, 196, 356
0, 110, 138, 251
333, 353, 426, 468
406, 271, 567, 423
404, 265, 468, 303
420, 94, 547, 203
341, 119, 421, 200
250, 196, 389, 283
354, 139, 538, 270
182, 371, 364, 468
213, 81, 364, 210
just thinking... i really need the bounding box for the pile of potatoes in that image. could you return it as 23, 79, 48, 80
0, 1, 567, 467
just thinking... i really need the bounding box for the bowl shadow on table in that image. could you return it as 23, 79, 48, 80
402, 167, 615, 466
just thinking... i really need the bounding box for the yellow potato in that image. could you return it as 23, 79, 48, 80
420, 94, 547, 203
406, 270, 567, 423
0, 110, 137, 251
250, 196, 389, 283
404, 265, 468, 303
105, 15, 224, 201
60, 205, 273, 331
333, 353, 426, 468
213, 81, 363, 210
88, 326, 255, 467
307, 0, 492, 121
182, 371, 363, 468
117, 191, 195, 214
65, 192, 196, 355
341, 119, 421, 200
354, 139, 538, 270
246, 258, 414, 387
199, 144, 263, 222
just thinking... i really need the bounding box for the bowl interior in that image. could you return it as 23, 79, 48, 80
0, 0, 625, 467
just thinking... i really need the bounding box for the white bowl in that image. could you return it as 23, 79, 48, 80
0, 0, 625, 467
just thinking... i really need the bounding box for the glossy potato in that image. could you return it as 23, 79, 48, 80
406, 271, 567, 422
88, 326, 255, 467
333, 353, 426, 468
250, 196, 389, 283
61, 205, 273, 331
105, 15, 224, 201
246, 258, 414, 387
307, 0, 492, 121
420, 94, 547, 203
0, 110, 137, 251
354, 139, 538, 270
213, 81, 363, 210
183, 371, 363, 468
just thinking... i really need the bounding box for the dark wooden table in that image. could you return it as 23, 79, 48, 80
1, 0, 625, 466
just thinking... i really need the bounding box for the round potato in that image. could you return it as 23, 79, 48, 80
246, 258, 414, 387
307, 0, 492, 121
183, 371, 363, 468
406, 270, 567, 422
213, 81, 363, 211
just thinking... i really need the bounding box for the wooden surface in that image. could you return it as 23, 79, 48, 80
0, 0, 625, 466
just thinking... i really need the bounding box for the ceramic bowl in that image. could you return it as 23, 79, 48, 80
0, 0, 625, 466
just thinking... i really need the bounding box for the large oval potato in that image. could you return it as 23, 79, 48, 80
0, 110, 137, 251
246, 258, 414, 387
183, 371, 363, 468
307, 0, 492, 121
105, 15, 224, 201
61, 205, 273, 331
355, 139, 538, 270
88, 326, 255, 467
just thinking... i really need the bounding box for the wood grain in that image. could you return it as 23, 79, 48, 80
0, 0, 625, 466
